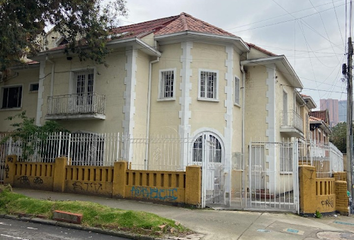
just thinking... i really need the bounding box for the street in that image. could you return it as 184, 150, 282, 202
0, 217, 129, 240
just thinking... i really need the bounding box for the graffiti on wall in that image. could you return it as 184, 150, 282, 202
18, 176, 30, 185
17, 176, 44, 185
130, 186, 178, 201
5, 164, 9, 178
7, 157, 13, 162
33, 177, 43, 185
321, 197, 334, 208
72, 181, 103, 193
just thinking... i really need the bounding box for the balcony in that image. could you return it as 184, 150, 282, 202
46, 93, 106, 120
280, 110, 303, 138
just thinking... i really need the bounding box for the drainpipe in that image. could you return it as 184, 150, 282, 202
145, 57, 160, 170
46, 57, 55, 117
241, 63, 246, 207
46, 57, 55, 97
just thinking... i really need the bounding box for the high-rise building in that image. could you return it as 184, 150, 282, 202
338, 100, 347, 122
320, 99, 338, 127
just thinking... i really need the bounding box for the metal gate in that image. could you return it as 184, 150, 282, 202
247, 141, 299, 212
193, 133, 225, 208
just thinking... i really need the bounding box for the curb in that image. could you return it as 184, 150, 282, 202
0, 214, 158, 240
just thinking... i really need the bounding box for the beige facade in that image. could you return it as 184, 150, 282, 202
2, 13, 325, 208
0, 66, 39, 132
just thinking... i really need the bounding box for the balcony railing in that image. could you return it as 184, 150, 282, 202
47, 93, 106, 119
281, 110, 303, 132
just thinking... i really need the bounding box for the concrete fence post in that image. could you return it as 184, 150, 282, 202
53, 157, 67, 192
299, 165, 316, 214
4, 155, 17, 186
185, 165, 202, 206
113, 161, 128, 198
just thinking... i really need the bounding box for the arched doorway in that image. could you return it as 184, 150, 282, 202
192, 132, 225, 206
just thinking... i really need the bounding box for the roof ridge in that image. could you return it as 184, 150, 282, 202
183, 12, 237, 37
180, 12, 189, 31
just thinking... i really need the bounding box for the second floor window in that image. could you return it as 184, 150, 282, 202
1, 86, 22, 109
200, 70, 217, 100
159, 70, 175, 99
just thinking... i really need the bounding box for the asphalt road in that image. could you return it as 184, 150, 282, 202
0, 217, 129, 240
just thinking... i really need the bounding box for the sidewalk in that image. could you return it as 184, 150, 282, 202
12, 188, 354, 240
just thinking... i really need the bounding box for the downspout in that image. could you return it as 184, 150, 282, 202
145, 57, 160, 170
240, 65, 246, 168
45, 57, 55, 120
241, 63, 246, 207
46, 57, 55, 97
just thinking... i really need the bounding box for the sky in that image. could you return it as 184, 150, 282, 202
117, 0, 350, 109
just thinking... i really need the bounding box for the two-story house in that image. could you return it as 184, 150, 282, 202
1, 12, 326, 209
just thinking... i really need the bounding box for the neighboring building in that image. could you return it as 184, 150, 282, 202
338, 100, 347, 122
320, 99, 338, 127
309, 110, 331, 145
0, 13, 343, 209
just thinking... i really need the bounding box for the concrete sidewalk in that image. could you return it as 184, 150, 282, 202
12, 188, 354, 240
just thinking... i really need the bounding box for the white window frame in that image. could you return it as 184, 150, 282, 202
70, 68, 96, 95
158, 68, 176, 101
234, 76, 240, 106
192, 133, 223, 163
1, 85, 23, 109
198, 69, 219, 102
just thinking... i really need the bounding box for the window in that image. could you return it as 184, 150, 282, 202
193, 133, 222, 163
1, 86, 22, 109
74, 70, 94, 105
29, 83, 39, 92
159, 69, 175, 99
199, 70, 218, 100
234, 76, 240, 105
280, 142, 293, 172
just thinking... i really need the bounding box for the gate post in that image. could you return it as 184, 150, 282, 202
186, 165, 202, 206
4, 155, 17, 186
53, 157, 67, 192
112, 161, 128, 198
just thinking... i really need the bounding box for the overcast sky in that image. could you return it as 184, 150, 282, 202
118, 0, 350, 108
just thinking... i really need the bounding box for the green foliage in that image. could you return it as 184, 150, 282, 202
0, 0, 127, 73
315, 210, 322, 218
0, 189, 191, 237
329, 122, 347, 153
2, 111, 68, 160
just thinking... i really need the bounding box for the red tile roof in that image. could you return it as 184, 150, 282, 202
247, 43, 277, 56
112, 12, 237, 39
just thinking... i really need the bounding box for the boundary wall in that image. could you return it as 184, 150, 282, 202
299, 165, 349, 215
5, 155, 201, 206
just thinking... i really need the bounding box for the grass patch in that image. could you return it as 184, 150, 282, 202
0, 186, 192, 237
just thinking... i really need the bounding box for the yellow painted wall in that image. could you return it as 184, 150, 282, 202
65, 166, 114, 197
189, 43, 227, 135
133, 50, 150, 137
149, 43, 182, 135
5, 157, 202, 206
244, 65, 268, 143
141, 33, 155, 47
40, 48, 127, 133
248, 48, 270, 59
0, 67, 39, 132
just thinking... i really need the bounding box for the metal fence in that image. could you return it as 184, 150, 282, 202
1, 132, 193, 170
298, 141, 344, 178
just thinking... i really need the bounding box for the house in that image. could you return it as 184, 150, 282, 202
0, 13, 343, 209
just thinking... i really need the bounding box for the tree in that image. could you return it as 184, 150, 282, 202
330, 122, 347, 153
2, 111, 68, 160
0, 0, 127, 76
